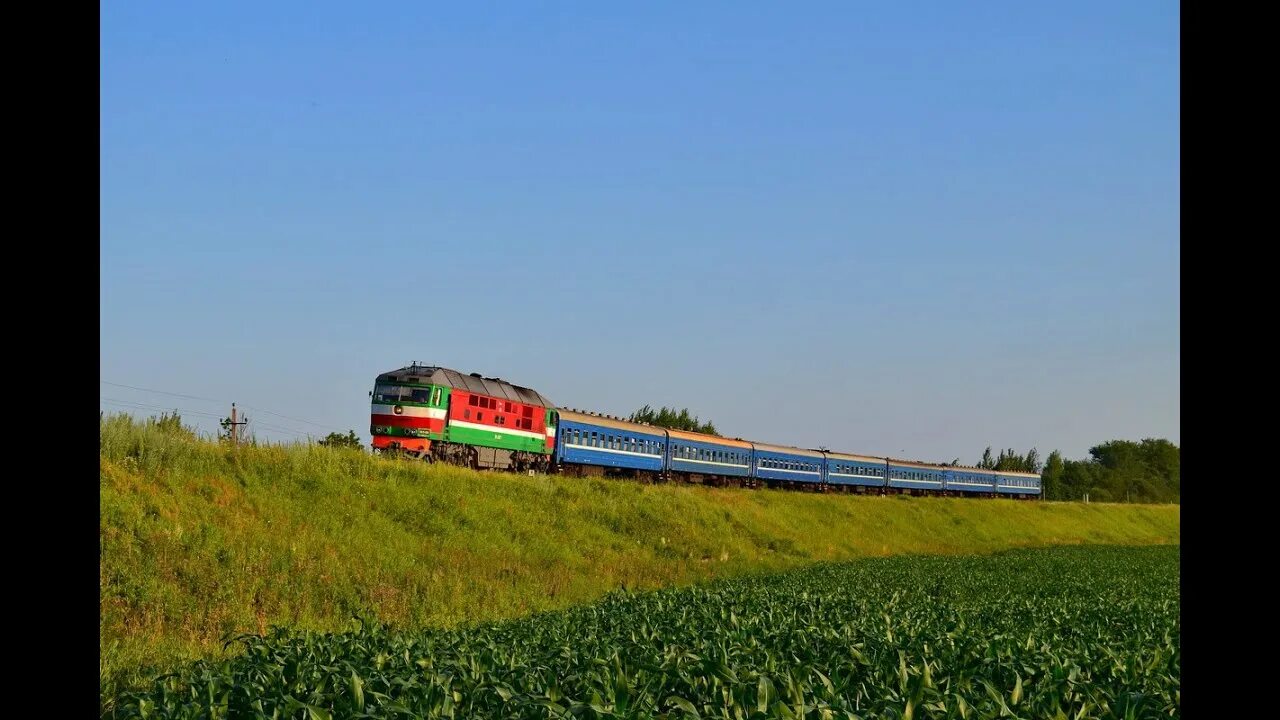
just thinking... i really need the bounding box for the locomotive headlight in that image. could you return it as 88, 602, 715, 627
393, 405, 404, 415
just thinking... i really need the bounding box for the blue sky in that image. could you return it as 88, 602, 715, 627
101, 2, 1179, 462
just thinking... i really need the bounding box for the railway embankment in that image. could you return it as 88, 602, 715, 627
100, 413, 1180, 691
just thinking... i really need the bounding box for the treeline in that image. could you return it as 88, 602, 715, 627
627, 405, 719, 435
1041, 439, 1179, 503
968, 439, 1179, 503
965, 447, 1042, 473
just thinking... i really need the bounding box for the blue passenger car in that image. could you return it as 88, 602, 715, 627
556, 410, 667, 474
943, 467, 998, 494
996, 470, 1041, 496
887, 459, 946, 492
665, 429, 753, 480
825, 451, 888, 489
752, 442, 825, 486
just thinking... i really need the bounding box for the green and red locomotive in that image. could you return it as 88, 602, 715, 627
370, 363, 557, 472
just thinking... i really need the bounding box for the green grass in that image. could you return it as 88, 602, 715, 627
100, 414, 1179, 698
105, 545, 1180, 719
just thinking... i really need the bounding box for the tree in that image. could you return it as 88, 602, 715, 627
1041, 450, 1064, 500
1062, 460, 1102, 501
994, 448, 1020, 471
1023, 448, 1041, 474
318, 430, 364, 450
628, 405, 719, 435
1086, 439, 1179, 503
979, 447, 995, 469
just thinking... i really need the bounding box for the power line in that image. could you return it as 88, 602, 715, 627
101, 399, 219, 421
100, 397, 225, 420
100, 379, 350, 435
100, 381, 222, 403
237, 404, 343, 432
100, 398, 314, 440
240, 417, 314, 438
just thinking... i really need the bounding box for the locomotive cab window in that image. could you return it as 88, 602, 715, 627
373, 385, 408, 403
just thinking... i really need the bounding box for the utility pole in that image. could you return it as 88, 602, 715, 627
225, 402, 248, 445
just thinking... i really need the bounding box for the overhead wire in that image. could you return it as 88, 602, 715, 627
100, 397, 316, 440
100, 379, 350, 437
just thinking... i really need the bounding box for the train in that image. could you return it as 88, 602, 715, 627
370, 363, 1041, 498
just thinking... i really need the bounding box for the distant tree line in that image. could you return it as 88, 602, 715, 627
967, 446, 1042, 474
965, 440, 1179, 503
1040, 439, 1179, 503
627, 405, 719, 436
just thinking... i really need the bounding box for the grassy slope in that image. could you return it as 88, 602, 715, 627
100, 416, 1179, 690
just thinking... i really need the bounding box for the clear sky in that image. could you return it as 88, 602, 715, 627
101, 2, 1179, 463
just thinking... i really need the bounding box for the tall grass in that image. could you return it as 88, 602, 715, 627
100, 413, 1179, 695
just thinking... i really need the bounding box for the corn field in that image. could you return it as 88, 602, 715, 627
104, 545, 1178, 719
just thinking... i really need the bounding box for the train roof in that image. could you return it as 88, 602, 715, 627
824, 450, 888, 463
666, 428, 754, 449
376, 363, 555, 407
886, 458, 951, 471
750, 441, 826, 459
557, 409, 669, 436
994, 469, 1041, 478
940, 464, 1040, 478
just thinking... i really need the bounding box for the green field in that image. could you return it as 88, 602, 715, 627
105, 545, 1179, 719
100, 415, 1180, 699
